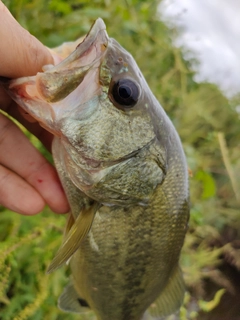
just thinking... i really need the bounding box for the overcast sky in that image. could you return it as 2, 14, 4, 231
159, 0, 240, 98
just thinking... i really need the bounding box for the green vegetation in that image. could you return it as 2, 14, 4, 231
1, 0, 240, 319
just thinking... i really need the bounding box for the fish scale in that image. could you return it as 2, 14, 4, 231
73, 195, 185, 320
4, 18, 189, 320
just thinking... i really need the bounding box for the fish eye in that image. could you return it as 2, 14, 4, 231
111, 79, 139, 108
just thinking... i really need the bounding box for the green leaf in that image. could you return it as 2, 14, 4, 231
195, 170, 216, 199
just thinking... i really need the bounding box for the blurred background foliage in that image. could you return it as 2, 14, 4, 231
1, 0, 240, 319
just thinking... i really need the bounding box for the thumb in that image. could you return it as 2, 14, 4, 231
0, 2, 53, 78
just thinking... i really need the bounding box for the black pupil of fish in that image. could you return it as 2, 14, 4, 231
119, 86, 131, 99
112, 79, 139, 107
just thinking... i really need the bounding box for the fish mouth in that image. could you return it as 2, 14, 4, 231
5, 18, 109, 132
42, 17, 109, 81
35, 18, 109, 103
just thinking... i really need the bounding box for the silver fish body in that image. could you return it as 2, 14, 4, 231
5, 19, 189, 320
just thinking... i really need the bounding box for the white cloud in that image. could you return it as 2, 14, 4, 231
159, 0, 240, 97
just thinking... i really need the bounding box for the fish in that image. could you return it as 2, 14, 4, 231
3, 18, 189, 320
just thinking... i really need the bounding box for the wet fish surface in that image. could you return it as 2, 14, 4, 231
4, 18, 189, 320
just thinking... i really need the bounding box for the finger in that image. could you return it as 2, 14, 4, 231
0, 2, 53, 78
7, 101, 53, 151
0, 87, 52, 151
0, 164, 45, 215
0, 113, 69, 214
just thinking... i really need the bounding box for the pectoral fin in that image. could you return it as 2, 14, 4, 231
47, 202, 99, 273
64, 212, 75, 236
148, 266, 185, 318
58, 282, 89, 314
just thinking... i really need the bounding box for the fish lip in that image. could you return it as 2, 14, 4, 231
77, 18, 108, 52
48, 18, 109, 72
72, 17, 109, 67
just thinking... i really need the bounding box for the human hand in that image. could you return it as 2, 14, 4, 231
0, 2, 69, 215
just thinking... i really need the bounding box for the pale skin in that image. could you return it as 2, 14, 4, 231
0, 2, 69, 215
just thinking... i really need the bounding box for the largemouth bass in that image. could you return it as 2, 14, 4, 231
4, 18, 189, 320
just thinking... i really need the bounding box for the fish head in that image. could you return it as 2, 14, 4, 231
5, 18, 169, 206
